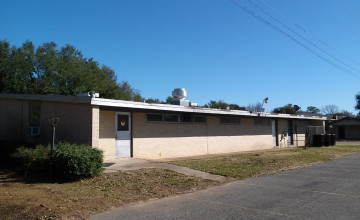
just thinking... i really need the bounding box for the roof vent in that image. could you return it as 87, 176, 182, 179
170, 88, 197, 107
172, 88, 187, 100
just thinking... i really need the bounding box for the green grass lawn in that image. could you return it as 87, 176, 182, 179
169, 145, 360, 179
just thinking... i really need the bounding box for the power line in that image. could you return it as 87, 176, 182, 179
247, 0, 360, 75
229, 0, 360, 81
336, 0, 360, 25
258, 0, 360, 67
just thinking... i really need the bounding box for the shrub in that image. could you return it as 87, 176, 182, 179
12, 145, 50, 175
11, 143, 103, 181
0, 141, 36, 168
52, 143, 103, 180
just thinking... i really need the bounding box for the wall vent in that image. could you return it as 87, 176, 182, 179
26, 127, 40, 136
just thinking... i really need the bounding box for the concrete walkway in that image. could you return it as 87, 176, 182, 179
336, 140, 360, 146
104, 158, 227, 182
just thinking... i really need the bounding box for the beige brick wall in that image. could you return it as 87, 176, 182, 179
40, 102, 92, 145
132, 112, 208, 159
0, 99, 26, 142
132, 113, 274, 160
98, 110, 115, 160
0, 98, 93, 145
92, 106, 100, 148
207, 116, 273, 154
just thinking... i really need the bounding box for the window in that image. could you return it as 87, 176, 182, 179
230, 118, 240, 124
146, 114, 163, 122
164, 115, 179, 122
117, 114, 129, 131
146, 114, 206, 123
193, 116, 206, 123
255, 118, 271, 126
28, 101, 41, 126
181, 115, 206, 123
220, 117, 240, 125
180, 115, 192, 123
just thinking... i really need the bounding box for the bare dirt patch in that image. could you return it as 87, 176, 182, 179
0, 168, 218, 220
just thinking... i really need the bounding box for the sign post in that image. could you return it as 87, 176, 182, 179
48, 118, 59, 177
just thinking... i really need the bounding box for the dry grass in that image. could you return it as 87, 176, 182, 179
169, 145, 360, 179
0, 168, 218, 220
2, 145, 360, 219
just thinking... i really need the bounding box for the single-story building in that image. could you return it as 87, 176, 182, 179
330, 117, 360, 140
0, 91, 326, 160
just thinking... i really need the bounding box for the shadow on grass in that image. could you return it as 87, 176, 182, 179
0, 168, 99, 184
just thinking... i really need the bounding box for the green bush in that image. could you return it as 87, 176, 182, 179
0, 141, 36, 168
52, 143, 103, 180
12, 145, 50, 175
11, 143, 103, 181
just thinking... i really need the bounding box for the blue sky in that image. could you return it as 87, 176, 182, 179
1, 0, 360, 113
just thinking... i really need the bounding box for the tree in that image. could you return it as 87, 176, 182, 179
229, 104, 246, 111
337, 110, 355, 117
204, 100, 246, 110
246, 102, 263, 112
0, 40, 144, 101
356, 92, 360, 116
306, 106, 320, 114
165, 96, 175, 104
321, 105, 339, 115
273, 104, 301, 114
204, 100, 228, 109
145, 98, 165, 104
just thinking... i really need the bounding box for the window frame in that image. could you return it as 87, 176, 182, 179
163, 114, 180, 123
220, 117, 241, 125
146, 114, 163, 122
28, 101, 41, 127
145, 113, 206, 124
254, 118, 271, 126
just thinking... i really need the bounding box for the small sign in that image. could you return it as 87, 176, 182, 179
49, 117, 59, 127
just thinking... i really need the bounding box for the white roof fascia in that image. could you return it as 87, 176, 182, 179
91, 98, 326, 121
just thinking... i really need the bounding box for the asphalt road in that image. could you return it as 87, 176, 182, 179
92, 154, 360, 220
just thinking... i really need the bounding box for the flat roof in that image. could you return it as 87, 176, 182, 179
91, 98, 326, 121
0, 93, 327, 121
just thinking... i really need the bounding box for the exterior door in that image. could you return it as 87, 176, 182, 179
272, 120, 279, 147
115, 112, 131, 157
288, 120, 293, 146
